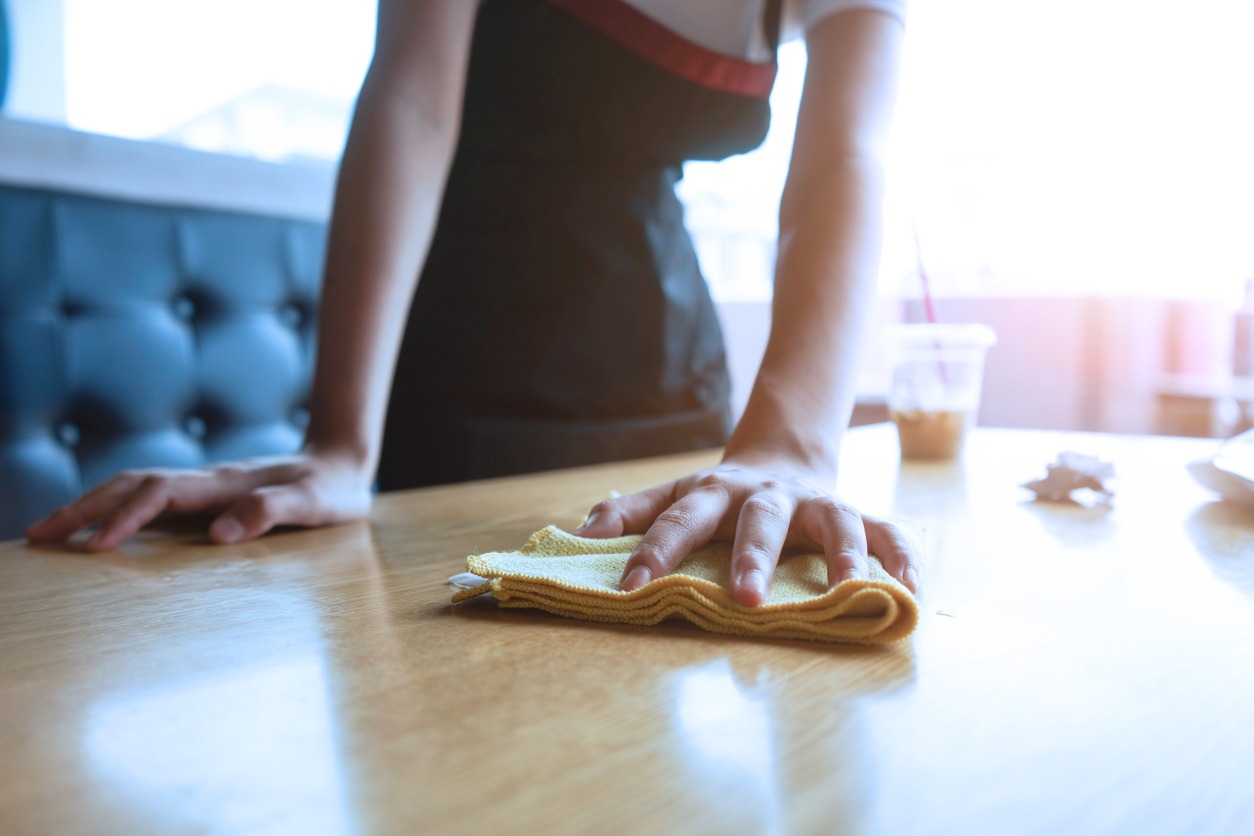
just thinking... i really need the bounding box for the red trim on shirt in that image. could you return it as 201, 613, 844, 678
546, 0, 778, 99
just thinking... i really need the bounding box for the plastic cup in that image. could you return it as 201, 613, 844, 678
883, 323, 997, 460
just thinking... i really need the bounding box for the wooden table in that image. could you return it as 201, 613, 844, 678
3, 426, 1253, 835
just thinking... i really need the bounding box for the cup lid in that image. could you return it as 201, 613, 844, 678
882, 323, 998, 348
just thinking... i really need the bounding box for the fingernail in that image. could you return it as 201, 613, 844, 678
737, 569, 768, 605
84, 530, 103, 550
839, 567, 862, 585
621, 565, 652, 591
213, 516, 243, 544
904, 567, 920, 593
573, 513, 595, 535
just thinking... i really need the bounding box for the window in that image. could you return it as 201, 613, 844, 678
9, 0, 1253, 303
56, 0, 373, 162
685, 0, 1254, 305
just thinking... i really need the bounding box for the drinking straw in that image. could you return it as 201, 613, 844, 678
911, 221, 949, 385
911, 221, 940, 325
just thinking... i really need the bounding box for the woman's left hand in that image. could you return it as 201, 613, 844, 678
573, 460, 920, 606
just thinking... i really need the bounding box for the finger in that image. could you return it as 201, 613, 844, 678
25, 474, 146, 542
619, 485, 731, 591
863, 515, 921, 593
574, 482, 676, 538
729, 491, 795, 607
83, 476, 175, 552
796, 497, 868, 588
27, 464, 269, 545
211, 483, 317, 544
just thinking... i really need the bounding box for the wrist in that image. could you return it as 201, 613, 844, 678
723, 420, 841, 484
722, 437, 840, 482
726, 381, 843, 478
301, 429, 377, 475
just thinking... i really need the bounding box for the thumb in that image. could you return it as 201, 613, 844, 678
210, 484, 311, 544
573, 483, 676, 538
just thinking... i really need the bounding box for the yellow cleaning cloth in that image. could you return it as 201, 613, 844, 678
452, 526, 918, 644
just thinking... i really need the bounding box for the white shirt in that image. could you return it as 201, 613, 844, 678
624, 0, 908, 62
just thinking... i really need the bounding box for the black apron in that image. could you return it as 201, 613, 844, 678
377, 0, 781, 490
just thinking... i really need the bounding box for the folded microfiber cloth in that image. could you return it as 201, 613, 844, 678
451, 526, 919, 644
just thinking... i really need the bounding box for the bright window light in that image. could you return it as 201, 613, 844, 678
55, 0, 1254, 303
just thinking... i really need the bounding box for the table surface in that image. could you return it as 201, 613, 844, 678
3, 425, 1253, 836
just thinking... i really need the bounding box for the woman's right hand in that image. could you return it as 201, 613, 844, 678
24, 446, 374, 552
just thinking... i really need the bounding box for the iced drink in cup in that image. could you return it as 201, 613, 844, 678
883, 324, 997, 460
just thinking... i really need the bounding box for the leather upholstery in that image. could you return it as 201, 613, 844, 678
0, 185, 324, 539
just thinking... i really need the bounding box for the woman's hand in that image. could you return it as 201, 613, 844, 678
573, 459, 920, 607
24, 446, 374, 551
580, 9, 914, 608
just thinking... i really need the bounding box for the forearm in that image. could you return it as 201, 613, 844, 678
724, 10, 901, 479
724, 156, 884, 477
304, 85, 457, 469
303, 0, 477, 472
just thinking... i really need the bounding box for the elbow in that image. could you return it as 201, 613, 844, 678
356, 66, 462, 144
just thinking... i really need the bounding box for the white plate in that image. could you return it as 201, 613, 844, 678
1188, 428, 1254, 506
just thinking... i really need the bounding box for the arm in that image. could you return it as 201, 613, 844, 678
27, 0, 479, 550
305, 0, 478, 475
576, 10, 920, 603
729, 8, 900, 480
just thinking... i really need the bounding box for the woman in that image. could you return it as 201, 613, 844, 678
28, 0, 920, 605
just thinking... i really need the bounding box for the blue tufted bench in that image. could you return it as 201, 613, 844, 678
0, 183, 326, 540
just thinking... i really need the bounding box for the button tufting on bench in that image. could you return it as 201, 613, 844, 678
278, 303, 303, 330
56, 423, 80, 448
183, 415, 207, 441
171, 295, 197, 322
0, 185, 326, 539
